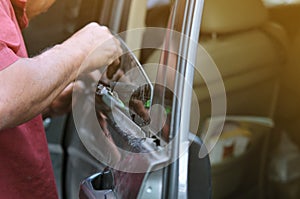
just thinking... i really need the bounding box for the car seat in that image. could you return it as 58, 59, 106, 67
145, 0, 288, 121
194, 0, 288, 121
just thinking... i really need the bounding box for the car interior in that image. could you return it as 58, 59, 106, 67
22, 0, 300, 198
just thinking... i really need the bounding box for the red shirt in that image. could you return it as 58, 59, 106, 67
0, 0, 58, 198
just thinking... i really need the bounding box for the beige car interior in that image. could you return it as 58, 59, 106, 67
140, 0, 299, 198
144, 0, 288, 121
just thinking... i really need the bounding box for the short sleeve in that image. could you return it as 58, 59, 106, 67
0, 0, 27, 71
0, 42, 19, 71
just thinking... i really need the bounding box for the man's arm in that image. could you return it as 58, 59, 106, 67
0, 23, 122, 130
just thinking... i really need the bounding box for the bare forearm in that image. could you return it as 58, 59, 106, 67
0, 43, 83, 130
0, 23, 121, 130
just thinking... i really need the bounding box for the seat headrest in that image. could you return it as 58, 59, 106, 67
201, 0, 268, 34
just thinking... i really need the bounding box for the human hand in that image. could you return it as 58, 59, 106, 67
67, 22, 122, 74
129, 99, 151, 126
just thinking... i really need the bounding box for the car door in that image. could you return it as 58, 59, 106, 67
77, 0, 211, 199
